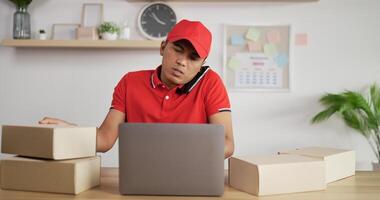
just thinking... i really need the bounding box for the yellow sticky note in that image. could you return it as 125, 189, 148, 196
264, 43, 277, 57
228, 56, 241, 70
246, 28, 261, 41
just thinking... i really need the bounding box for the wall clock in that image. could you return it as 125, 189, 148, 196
137, 2, 177, 40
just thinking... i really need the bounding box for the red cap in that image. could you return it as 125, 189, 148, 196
166, 19, 212, 59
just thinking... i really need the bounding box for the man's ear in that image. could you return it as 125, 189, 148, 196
160, 41, 167, 56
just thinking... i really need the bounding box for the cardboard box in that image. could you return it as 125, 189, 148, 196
229, 154, 326, 196
0, 156, 100, 194
278, 146, 356, 183
1, 125, 96, 160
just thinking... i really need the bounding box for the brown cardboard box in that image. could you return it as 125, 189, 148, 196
1, 125, 96, 160
278, 146, 355, 183
0, 156, 100, 194
76, 27, 99, 40
229, 154, 326, 196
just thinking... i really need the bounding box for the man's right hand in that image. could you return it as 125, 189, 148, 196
38, 117, 77, 127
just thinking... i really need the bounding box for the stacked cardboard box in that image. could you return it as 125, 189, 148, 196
0, 125, 100, 194
229, 147, 356, 196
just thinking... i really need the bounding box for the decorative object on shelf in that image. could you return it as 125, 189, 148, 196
76, 27, 99, 40
119, 21, 131, 40
51, 24, 80, 40
223, 24, 291, 92
98, 22, 120, 41
312, 83, 380, 171
8, 0, 33, 39
81, 3, 104, 28
38, 29, 47, 40
137, 2, 177, 40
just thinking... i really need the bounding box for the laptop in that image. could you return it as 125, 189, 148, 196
118, 123, 225, 196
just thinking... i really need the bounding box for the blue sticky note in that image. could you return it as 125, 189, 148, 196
274, 53, 289, 68
230, 34, 245, 46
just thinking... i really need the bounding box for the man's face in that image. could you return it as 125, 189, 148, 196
160, 40, 205, 89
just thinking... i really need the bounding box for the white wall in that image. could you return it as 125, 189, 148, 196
1, 0, 379, 167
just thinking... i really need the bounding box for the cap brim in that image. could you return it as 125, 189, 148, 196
168, 36, 208, 59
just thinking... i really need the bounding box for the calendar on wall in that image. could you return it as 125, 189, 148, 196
223, 24, 291, 91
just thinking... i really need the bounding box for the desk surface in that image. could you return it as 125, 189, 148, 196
1, 168, 380, 200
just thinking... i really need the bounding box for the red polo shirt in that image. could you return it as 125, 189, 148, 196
111, 66, 231, 123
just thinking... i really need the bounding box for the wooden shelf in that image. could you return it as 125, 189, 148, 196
128, 0, 319, 2
1, 39, 161, 49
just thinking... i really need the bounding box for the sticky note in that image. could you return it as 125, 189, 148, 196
295, 33, 308, 46
247, 41, 262, 52
228, 56, 241, 70
246, 28, 261, 41
264, 43, 277, 57
266, 30, 281, 43
274, 53, 289, 68
230, 34, 245, 46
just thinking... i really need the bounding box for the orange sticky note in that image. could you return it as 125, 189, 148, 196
247, 41, 262, 52
295, 33, 308, 46
266, 30, 281, 43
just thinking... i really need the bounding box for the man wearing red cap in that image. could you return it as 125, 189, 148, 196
39, 20, 234, 159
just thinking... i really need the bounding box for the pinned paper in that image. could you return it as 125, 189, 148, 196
274, 53, 289, 68
295, 33, 308, 46
228, 56, 241, 70
245, 28, 261, 41
247, 41, 262, 52
230, 34, 245, 46
266, 30, 281, 43
264, 43, 278, 57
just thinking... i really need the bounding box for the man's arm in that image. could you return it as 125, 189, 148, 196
208, 112, 234, 159
39, 109, 125, 153
96, 109, 125, 152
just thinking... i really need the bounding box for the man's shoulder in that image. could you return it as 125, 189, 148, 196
203, 67, 223, 83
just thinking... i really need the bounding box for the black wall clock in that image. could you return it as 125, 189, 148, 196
137, 2, 177, 40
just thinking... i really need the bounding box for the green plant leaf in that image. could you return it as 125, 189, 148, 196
8, 0, 32, 8
312, 84, 380, 161
370, 84, 380, 119
341, 110, 370, 138
343, 91, 378, 131
312, 106, 339, 123
319, 93, 346, 107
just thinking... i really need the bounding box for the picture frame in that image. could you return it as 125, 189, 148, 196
51, 24, 80, 40
223, 24, 292, 92
81, 3, 104, 28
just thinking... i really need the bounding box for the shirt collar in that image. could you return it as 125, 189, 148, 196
150, 66, 160, 89
150, 65, 210, 94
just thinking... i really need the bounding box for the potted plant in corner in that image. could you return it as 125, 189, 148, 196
312, 83, 380, 171
8, 0, 33, 39
98, 22, 120, 41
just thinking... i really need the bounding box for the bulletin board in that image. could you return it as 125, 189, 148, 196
223, 24, 291, 92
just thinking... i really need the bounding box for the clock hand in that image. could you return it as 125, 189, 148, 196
151, 12, 166, 25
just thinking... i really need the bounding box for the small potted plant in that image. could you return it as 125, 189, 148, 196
98, 22, 120, 41
312, 83, 380, 171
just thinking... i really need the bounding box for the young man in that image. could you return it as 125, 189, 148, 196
39, 19, 234, 159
